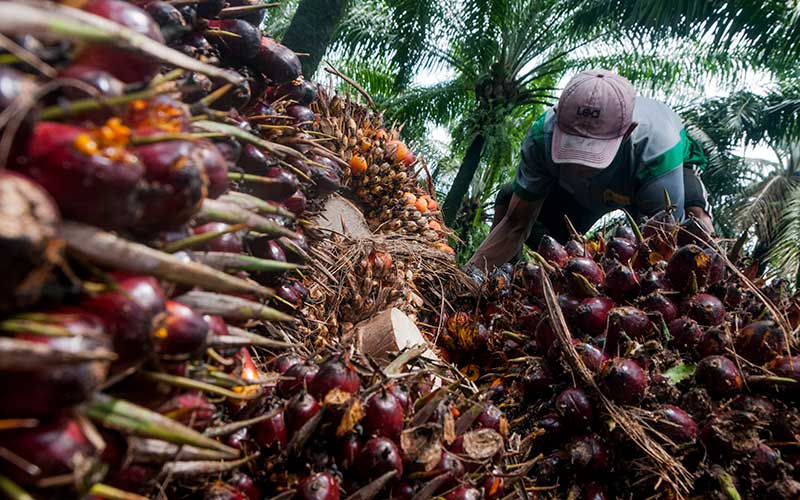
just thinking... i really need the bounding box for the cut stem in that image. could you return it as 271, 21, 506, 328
194, 252, 301, 273
140, 371, 263, 400
200, 199, 299, 239
175, 291, 295, 322
163, 223, 248, 253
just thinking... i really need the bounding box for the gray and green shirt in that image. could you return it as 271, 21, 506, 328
513, 96, 707, 221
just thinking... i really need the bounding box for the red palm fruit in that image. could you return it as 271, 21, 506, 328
475, 404, 507, 436
337, 433, 361, 470
765, 356, 800, 396
286, 104, 316, 123
651, 405, 697, 443
520, 262, 544, 297
521, 358, 553, 400
75, 0, 164, 83
267, 79, 318, 105
0, 172, 60, 312
197, 141, 229, 199
0, 417, 97, 488
126, 96, 191, 135
730, 395, 775, 418
576, 297, 615, 337
604, 262, 640, 301
277, 361, 319, 397
387, 384, 411, 411
309, 354, 361, 399
698, 327, 730, 357
480, 472, 505, 500
684, 293, 725, 326
559, 294, 581, 324
206, 19, 262, 62
238, 143, 273, 174
253, 407, 287, 449
284, 190, 307, 215
276, 283, 303, 307
668, 317, 703, 351
157, 392, 214, 429
531, 414, 564, 452
639, 292, 678, 323
599, 358, 648, 405
665, 244, 712, 292
1, 311, 110, 417
296, 472, 340, 500
564, 239, 586, 257
695, 355, 742, 398
640, 270, 667, 295
614, 225, 637, 242
605, 307, 653, 349
271, 353, 303, 374
754, 443, 782, 478
642, 210, 677, 238
249, 37, 302, 83
583, 483, 608, 500
434, 450, 465, 491
144, 1, 190, 43
358, 437, 403, 482
155, 300, 208, 358
247, 236, 287, 262
538, 235, 569, 267
568, 434, 609, 473
133, 140, 209, 232
61, 65, 124, 99
285, 391, 321, 438
444, 487, 481, 500
242, 166, 299, 202
576, 343, 608, 373
605, 237, 636, 263
194, 222, 244, 253
228, 472, 260, 500
82, 273, 165, 372
565, 257, 605, 296
734, 320, 787, 365
213, 139, 241, 165
555, 387, 593, 429
364, 388, 405, 440
534, 319, 558, 352
20, 121, 144, 229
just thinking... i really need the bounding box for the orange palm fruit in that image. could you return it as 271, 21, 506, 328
387, 140, 410, 162
402, 192, 417, 205
414, 197, 428, 213
349, 155, 367, 176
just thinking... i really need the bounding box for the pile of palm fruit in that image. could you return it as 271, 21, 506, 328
3, 1, 800, 500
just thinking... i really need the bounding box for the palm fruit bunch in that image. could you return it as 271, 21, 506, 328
426, 208, 800, 498
0, 1, 466, 499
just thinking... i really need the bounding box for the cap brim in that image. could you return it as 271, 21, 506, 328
551, 123, 623, 168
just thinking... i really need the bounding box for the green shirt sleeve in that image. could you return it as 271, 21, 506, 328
636, 129, 688, 182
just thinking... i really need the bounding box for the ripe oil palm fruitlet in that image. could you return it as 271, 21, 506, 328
0, 1, 799, 500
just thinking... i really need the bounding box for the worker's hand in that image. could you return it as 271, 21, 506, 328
461, 263, 486, 290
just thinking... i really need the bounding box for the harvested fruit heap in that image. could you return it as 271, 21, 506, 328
430, 209, 800, 498
0, 1, 487, 500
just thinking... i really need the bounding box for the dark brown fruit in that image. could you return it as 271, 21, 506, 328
568, 434, 609, 473
337, 433, 361, 470
357, 437, 403, 482
639, 292, 678, 323
734, 320, 787, 365
363, 389, 405, 440
565, 257, 605, 296
604, 262, 640, 301
249, 37, 302, 84
521, 358, 553, 399
575, 297, 615, 337
765, 356, 800, 396
309, 354, 361, 399
277, 361, 319, 397
157, 392, 214, 429
614, 225, 636, 243
695, 355, 742, 398
206, 19, 262, 62
285, 391, 321, 439
296, 472, 339, 500
144, 1, 190, 43
194, 222, 243, 253
253, 408, 287, 450
605, 237, 636, 263
576, 342, 608, 373
605, 307, 653, 349
684, 293, 725, 326
640, 270, 667, 295
599, 358, 648, 405
155, 300, 208, 358
555, 388, 593, 429
668, 317, 703, 352
538, 235, 569, 267
61, 65, 125, 99
76, 0, 164, 83
197, 141, 229, 199
651, 405, 697, 443
665, 244, 711, 292
444, 487, 481, 500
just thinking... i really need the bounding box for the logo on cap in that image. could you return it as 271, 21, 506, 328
576, 106, 601, 119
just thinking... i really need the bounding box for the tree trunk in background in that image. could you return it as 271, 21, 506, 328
280, 0, 347, 78
442, 134, 486, 226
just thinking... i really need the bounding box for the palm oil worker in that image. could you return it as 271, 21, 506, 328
467, 69, 714, 271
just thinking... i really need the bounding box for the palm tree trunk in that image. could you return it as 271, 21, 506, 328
442, 134, 486, 226
280, 0, 347, 78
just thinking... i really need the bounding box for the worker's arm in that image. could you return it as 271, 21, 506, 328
467, 194, 544, 272
635, 166, 685, 221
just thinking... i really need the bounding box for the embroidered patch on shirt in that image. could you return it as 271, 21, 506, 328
603, 189, 631, 206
